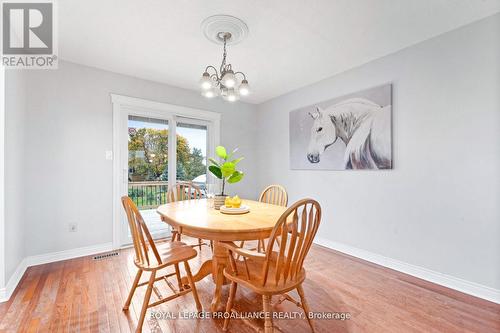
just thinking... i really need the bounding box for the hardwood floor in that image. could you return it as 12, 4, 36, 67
0, 239, 498, 332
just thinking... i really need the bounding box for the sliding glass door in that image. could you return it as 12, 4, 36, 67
112, 95, 220, 248
117, 108, 212, 246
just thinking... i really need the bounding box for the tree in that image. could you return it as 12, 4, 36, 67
185, 147, 206, 180
160, 160, 186, 181
176, 135, 190, 167
128, 127, 205, 182
129, 128, 169, 181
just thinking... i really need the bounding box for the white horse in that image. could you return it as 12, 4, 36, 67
307, 98, 392, 169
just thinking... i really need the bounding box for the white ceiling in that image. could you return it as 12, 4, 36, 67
59, 0, 500, 104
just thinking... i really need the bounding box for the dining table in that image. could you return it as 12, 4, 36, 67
156, 198, 288, 312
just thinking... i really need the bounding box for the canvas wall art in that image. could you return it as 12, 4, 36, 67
289, 84, 392, 170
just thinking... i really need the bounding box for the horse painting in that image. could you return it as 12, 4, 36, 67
306, 98, 392, 169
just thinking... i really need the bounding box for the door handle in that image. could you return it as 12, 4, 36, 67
123, 168, 128, 184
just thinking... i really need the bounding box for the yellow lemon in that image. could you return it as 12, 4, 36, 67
224, 196, 233, 208
232, 195, 242, 208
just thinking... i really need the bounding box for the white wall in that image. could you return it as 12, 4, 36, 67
0, 68, 5, 290
4, 70, 27, 283
21, 61, 258, 256
256, 14, 500, 290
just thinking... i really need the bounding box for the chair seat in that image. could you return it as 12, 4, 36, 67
137, 241, 197, 270
157, 240, 189, 252
223, 254, 306, 295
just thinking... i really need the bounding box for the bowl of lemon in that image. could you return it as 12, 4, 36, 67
220, 195, 250, 214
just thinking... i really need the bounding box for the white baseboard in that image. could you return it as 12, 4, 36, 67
314, 237, 500, 304
26, 242, 113, 267
0, 257, 28, 303
0, 242, 113, 303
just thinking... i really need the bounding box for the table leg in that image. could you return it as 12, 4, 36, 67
180, 259, 212, 287
174, 237, 229, 312
211, 241, 229, 312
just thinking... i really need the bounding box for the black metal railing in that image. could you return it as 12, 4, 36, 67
128, 181, 169, 210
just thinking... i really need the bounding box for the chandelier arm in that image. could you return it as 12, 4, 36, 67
234, 71, 247, 81
205, 65, 221, 81
205, 65, 218, 75
210, 74, 220, 83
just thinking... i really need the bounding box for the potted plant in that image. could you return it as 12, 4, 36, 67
208, 146, 244, 209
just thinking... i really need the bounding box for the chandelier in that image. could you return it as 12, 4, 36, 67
199, 21, 250, 102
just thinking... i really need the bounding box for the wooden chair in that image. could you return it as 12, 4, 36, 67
121, 196, 202, 332
240, 184, 288, 252
221, 198, 321, 332
167, 182, 210, 251
259, 184, 288, 207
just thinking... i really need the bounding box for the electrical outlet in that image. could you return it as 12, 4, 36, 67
105, 150, 113, 160
69, 223, 78, 232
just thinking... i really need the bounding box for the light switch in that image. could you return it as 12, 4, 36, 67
105, 150, 113, 160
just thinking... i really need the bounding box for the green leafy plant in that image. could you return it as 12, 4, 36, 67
208, 146, 244, 196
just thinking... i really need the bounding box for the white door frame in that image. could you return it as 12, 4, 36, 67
111, 94, 221, 249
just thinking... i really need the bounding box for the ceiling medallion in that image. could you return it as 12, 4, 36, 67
199, 15, 250, 102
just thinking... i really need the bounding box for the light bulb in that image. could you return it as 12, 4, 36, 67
221, 70, 236, 88
223, 88, 239, 102
238, 79, 250, 96
199, 72, 213, 90
202, 88, 217, 98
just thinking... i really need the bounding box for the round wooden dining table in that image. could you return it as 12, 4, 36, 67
156, 198, 287, 312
